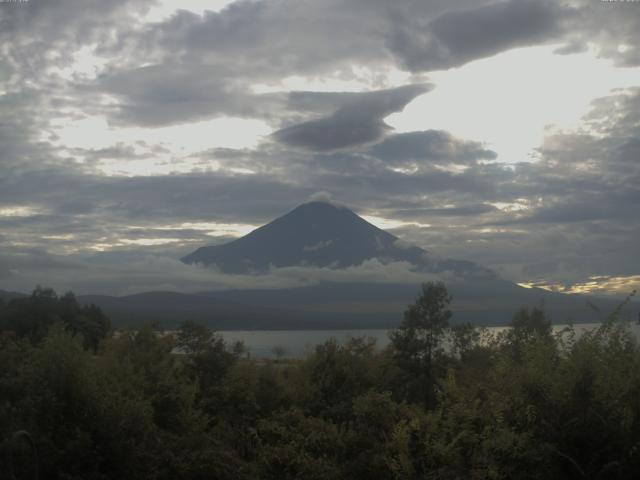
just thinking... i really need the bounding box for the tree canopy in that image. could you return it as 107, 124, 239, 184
1, 284, 640, 479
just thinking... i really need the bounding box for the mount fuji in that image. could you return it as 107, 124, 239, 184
73, 201, 625, 329
181, 201, 496, 280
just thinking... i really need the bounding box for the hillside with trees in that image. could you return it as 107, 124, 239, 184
1, 284, 639, 479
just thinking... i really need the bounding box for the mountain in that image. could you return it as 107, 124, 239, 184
182, 201, 495, 279
76, 284, 629, 330
0, 289, 27, 302
176, 201, 636, 328
77, 292, 302, 329
77, 291, 398, 330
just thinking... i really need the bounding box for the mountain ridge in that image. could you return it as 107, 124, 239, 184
181, 201, 496, 280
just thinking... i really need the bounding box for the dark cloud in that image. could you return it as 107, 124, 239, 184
0, 0, 154, 86
0, 167, 311, 224
272, 84, 429, 151
22, 0, 636, 134
369, 130, 497, 167
134, 1, 392, 76
560, 1, 640, 68
486, 192, 640, 226
84, 0, 579, 130
129, 0, 581, 79
0, 248, 435, 296
388, 0, 573, 71
393, 204, 499, 218
94, 63, 284, 126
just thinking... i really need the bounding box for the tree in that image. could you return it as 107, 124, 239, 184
507, 306, 552, 360
0, 286, 110, 349
389, 281, 452, 406
176, 319, 214, 356
271, 344, 288, 362
176, 320, 241, 416
255, 409, 344, 480
60, 292, 111, 351
510, 306, 551, 338
449, 322, 480, 361
302, 337, 379, 421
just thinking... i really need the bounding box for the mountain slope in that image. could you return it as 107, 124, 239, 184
77, 291, 397, 329
77, 285, 630, 330
182, 201, 495, 279
0, 289, 28, 302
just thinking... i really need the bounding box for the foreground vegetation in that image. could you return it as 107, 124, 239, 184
1, 284, 639, 479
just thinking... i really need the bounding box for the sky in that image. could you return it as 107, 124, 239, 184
1, 0, 639, 297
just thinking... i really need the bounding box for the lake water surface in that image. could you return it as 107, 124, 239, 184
218, 322, 640, 359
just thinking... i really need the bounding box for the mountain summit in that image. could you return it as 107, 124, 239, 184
182, 201, 423, 273
181, 201, 494, 278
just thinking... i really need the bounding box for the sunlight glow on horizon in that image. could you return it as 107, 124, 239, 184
160, 221, 258, 237
519, 275, 640, 297
362, 215, 431, 231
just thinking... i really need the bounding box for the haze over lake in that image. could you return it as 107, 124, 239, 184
217, 322, 640, 359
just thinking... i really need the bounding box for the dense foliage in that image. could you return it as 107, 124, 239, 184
1, 284, 639, 479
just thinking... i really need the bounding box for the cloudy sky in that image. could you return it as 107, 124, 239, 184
1, 0, 639, 296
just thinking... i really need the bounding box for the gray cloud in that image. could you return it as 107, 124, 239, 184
560, 1, 640, 68
393, 204, 499, 218
388, 0, 573, 71
272, 84, 430, 151
369, 130, 497, 168
76, 1, 580, 129
487, 193, 640, 226
0, 249, 439, 296
94, 63, 285, 126
0, 0, 154, 88
14, 0, 634, 135
134, 1, 392, 77
129, 0, 584, 78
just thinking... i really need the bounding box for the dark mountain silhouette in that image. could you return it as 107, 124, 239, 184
0, 289, 27, 302
182, 201, 496, 279
2, 284, 629, 330
74, 284, 628, 330
75, 291, 379, 330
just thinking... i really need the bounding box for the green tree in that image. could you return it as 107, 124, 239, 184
507, 306, 552, 361
176, 320, 241, 416
176, 319, 214, 355
389, 281, 452, 406
59, 292, 111, 351
0, 286, 110, 349
301, 337, 380, 421
344, 391, 412, 480
255, 409, 345, 480
450, 322, 481, 361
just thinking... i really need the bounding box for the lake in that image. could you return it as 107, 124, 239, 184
217, 322, 640, 359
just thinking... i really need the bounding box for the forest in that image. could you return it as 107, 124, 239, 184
1, 283, 639, 479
